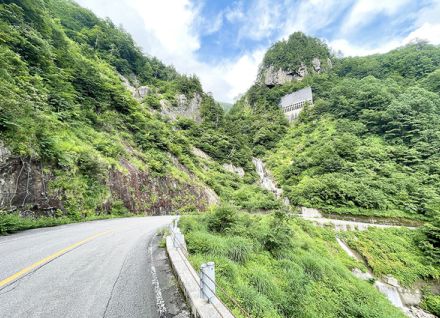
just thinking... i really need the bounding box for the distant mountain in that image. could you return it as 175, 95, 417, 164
218, 101, 233, 112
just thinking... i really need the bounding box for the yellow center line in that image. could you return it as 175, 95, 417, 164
0, 230, 112, 288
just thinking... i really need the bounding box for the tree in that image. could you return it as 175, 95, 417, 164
420, 217, 440, 265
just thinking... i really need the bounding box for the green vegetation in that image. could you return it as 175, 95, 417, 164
255, 43, 440, 222
0, 210, 133, 235
0, 0, 270, 231
1, 2, 439, 316
261, 32, 331, 73
180, 207, 405, 318
341, 227, 440, 316
341, 228, 439, 286
420, 216, 440, 265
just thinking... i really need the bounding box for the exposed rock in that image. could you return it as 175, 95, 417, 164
253, 157, 282, 198
134, 86, 150, 99
107, 157, 217, 215
253, 157, 290, 206
400, 288, 422, 307
262, 62, 313, 87
160, 99, 172, 109
176, 94, 188, 108
405, 306, 437, 318
161, 93, 202, 122
374, 281, 405, 309
120, 74, 150, 101
1, 138, 217, 216
297, 62, 308, 78
312, 57, 321, 73
337, 235, 430, 318
0, 140, 61, 214
336, 237, 358, 259
191, 147, 211, 160
222, 163, 245, 177
352, 268, 374, 281
263, 66, 293, 86
120, 75, 136, 96
203, 186, 220, 206
327, 57, 333, 69
384, 275, 401, 288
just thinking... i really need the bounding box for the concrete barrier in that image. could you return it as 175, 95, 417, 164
166, 231, 235, 318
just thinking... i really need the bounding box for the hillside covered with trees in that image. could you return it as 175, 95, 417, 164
1, 2, 439, 318
0, 0, 275, 232
180, 33, 440, 318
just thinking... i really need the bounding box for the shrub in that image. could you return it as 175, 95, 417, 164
421, 294, 440, 316
207, 204, 238, 233
235, 282, 281, 318
262, 211, 293, 255
111, 200, 129, 215
420, 216, 440, 265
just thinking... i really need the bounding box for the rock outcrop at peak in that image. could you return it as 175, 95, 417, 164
259, 32, 332, 87
262, 62, 314, 86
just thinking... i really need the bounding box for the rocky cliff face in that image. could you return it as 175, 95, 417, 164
261, 57, 331, 87
120, 75, 150, 101
0, 140, 216, 216
121, 74, 203, 122
0, 142, 61, 216
107, 158, 217, 215
160, 93, 203, 122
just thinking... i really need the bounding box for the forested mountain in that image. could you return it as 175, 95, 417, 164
0, 0, 276, 231
1, 2, 439, 317
190, 33, 439, 317
230, 33, 440, 223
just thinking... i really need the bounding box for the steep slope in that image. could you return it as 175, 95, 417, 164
220, 33, 440, 317
228, 33, 440, 223
0, 0, 279, 230
0, 0, 216, 218
266, 44, 440, 222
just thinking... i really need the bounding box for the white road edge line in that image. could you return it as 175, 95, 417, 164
149, 236, 167, 318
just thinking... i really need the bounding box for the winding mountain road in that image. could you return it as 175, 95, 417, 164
0, 216, 185, 318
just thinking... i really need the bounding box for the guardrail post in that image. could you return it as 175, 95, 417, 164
173, 227, 180, 248
200, 262, 217, 304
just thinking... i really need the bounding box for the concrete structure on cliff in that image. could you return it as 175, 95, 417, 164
279, 86, 313, 121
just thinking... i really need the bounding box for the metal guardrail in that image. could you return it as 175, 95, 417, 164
169, 221, 252, 318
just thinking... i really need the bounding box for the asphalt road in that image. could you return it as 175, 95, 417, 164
0, 216, 184, 318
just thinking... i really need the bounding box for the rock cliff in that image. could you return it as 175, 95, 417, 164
261, 57, 329, 87
160, 93, 203, 122
0, 141, 216, 216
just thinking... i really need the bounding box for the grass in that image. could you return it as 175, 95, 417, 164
0, 211, 135, 236
340, 227, 440, 287
180, 208, 406, 318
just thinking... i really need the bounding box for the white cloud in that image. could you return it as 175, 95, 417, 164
237, 0, 281, 41
76, 0, 260, 102
329, 38, 402, 56
75, 0, 440, 102
127, 0, 200, 59
403, 22, 440, 45
341, 0, 411, 34
281, 0, 352, 38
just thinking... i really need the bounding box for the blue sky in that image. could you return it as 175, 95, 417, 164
76, 0, 440, 102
